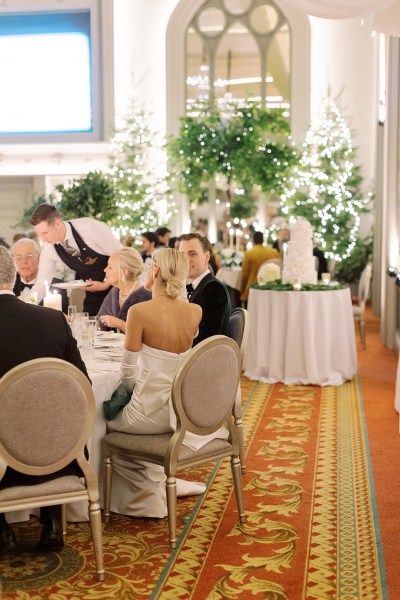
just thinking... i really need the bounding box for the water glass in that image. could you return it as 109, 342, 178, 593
79, 317, 97, 359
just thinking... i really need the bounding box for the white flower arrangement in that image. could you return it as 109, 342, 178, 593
220, 248, 244, 268
257, 262, 281, 284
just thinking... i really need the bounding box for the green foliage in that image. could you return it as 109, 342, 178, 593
335, 238, 372, 283
16, 195, 52, 229
251, 281, 345, 291
168, 100, 298, 217
55, 171, 117, 224
229, 190, 258, 220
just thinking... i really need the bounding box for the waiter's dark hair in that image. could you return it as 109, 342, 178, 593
178, 232, 213, 256
29, 204, 61, 226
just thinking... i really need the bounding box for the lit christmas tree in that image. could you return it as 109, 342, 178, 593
108, 107, 176, 238
278, 98, 372, 262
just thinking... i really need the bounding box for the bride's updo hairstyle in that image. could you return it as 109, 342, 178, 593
154, 248, 188, 299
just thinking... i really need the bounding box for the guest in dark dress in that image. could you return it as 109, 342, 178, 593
97, 247, 151, 332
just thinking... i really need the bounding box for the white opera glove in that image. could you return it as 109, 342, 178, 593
120, 348, 140, 395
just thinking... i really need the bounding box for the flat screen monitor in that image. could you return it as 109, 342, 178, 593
0, 8, 103, 143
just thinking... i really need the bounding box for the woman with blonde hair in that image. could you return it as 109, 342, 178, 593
107, 248, 204, 517
96, 247, 151, 332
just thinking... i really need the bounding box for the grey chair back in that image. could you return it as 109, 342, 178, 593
0, 358, 94, 476
172, 336, 240, 437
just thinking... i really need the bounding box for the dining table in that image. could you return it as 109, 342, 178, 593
243, 285, 357, 386
7, 331, 123, 524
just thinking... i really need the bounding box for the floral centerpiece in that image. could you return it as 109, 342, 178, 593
257, 262, 281, 284
220, 248, 244, 268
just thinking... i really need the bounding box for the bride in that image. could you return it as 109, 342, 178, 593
107, 248, 204, 517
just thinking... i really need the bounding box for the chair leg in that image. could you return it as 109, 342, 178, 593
103, 455, 112, 523
231, 455, 245, 525
359, 316, 366, 348
88, 499, 105, 582
234, 389, 246, 473
61, 504, 67, 537
166, 475, 177, 549
235, 417, 246, 474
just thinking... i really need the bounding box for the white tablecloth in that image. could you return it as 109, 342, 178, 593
7, 342, 121, 523
243, 287, 357, 386
216, 267, 242, 291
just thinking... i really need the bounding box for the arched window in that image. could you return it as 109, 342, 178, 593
186, 0, 290, 114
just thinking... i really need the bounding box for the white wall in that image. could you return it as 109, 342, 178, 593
309, 16, 378, 200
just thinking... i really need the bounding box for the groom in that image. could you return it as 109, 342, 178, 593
179, 233, 231, 346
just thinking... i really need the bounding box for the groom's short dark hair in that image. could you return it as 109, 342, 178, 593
179, 233, 213, 255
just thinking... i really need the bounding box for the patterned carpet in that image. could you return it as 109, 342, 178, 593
0, 376, 387, 599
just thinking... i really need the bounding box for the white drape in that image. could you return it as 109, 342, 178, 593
279, 0, 399, 20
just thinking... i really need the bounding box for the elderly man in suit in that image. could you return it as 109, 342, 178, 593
240, 231, 280, 304
0, 246, 89, 553
11, 237, 68, 312
179, 233, 231, 346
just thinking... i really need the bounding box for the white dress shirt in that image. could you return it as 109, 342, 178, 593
32, 217, 121, 302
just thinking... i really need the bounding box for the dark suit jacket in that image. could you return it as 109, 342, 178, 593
189, 273, 231, 347
0, 293, 89, 488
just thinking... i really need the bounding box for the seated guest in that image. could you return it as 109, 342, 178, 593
0, 246, 89, 552
106, 248, 212, 517
155, 226, 171, 247
272, 227, 290, 254
97, 248, 151, 332
168, 236, 180, 250
12, 237, 68, 313
240, 231, 280, 304
179, 233, 231, 346
140, 231, 158, 284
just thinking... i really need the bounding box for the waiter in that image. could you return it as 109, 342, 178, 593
30, 203, 121, 315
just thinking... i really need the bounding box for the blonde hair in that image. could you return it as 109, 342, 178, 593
113, 247, 143, 282
0, 246, 16, 287
153, 248, 188, 299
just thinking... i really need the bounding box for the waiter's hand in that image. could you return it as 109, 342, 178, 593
82, 279, 110, 292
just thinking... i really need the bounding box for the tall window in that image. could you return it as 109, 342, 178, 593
186, 0, 290, 113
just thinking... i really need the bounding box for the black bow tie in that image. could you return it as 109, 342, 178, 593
21, 282, 34, 290
186, 283, 194, 299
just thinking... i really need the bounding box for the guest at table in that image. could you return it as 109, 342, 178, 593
107, 248, 205, 517
155, 226, 171, 248
11, 237, 68, 312
272, 227, 290, 254
97, 247, 151, 332
240, 231, 280, 304
29, 204, 121, 316
179, 233, 231, 346
0, 246, 89, 553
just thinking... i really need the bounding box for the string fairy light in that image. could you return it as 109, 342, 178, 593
278, 98, 372, 262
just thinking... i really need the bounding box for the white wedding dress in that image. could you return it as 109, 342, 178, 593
107, 344, 228, 518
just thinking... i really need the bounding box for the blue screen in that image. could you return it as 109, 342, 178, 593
0, 11, 92, 135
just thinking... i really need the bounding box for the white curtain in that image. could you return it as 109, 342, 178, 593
280, 0, 399, 20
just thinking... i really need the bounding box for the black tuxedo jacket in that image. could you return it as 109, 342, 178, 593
189, 273, 231, 347
0, 294, 88, 379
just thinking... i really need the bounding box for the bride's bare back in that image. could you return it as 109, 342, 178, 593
125, 295, 202, 355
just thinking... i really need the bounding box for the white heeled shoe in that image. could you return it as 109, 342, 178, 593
176, 479, 206, 497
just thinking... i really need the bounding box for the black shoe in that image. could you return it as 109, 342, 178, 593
38, 517, 64, 552
0, 521, 17, 552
